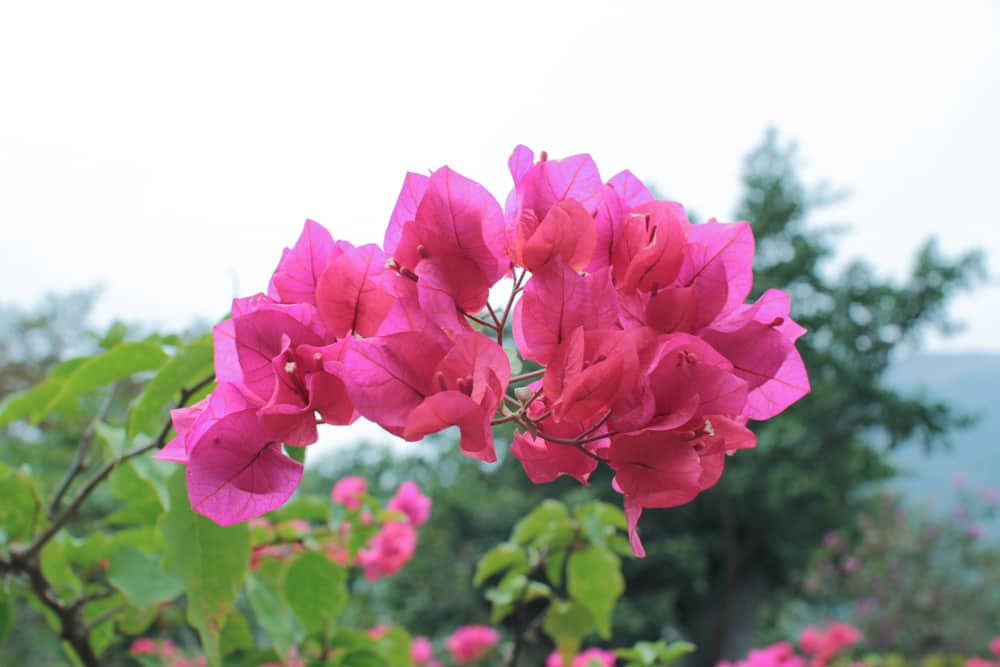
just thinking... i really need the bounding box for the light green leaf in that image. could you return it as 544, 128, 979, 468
474, 542, 528, 586
542, 599, 593, 665
0, 357, 87, 427
567, 547, 623, 639
40, 341, 168, 418
161, 469, 250, 667
40, 538, 82, 596
0, 463, 47, 544
511, 500, 571, 545
107, 545, 183, 608
376, 627, 414, 667
283, 551, 347, 634
107, 461, 164, 526
128, 335, 213, 438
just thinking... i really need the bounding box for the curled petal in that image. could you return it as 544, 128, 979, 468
403, 391, 497, 463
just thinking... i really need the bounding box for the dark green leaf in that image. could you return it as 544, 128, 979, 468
0, 589, 12, 641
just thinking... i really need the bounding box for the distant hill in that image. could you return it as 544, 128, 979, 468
886, 352, 1000, 529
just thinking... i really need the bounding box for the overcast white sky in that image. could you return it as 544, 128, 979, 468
2, 1, 998, 354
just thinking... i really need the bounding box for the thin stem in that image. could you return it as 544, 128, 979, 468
579, 411, 612, 438
50, 385, 118, 513
486, 302, 501, 328
20, 373, 215, 560
496, 268, 526, 346
508, 368, 545, 384
463, 311, 497, 331
2, 552, 100, 667
84, 604, 123, 633
490, 413, 520, 426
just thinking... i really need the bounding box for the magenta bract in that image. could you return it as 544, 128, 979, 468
162, 145, 810, 554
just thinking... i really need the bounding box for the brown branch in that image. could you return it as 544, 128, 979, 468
3, 552, 101, 667
50, 385, 118, 513
509, 368, 546, 384
20, 373, 215, 560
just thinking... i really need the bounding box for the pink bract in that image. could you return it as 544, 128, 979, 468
161, 144, 810, 553
445, 625, 500, 664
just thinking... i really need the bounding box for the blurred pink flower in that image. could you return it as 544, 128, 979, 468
388, 481, 432, 526
129, 638, 157, 655
445, 625, 500, 664
332, 476, 367, 510
411, 636, 434, 663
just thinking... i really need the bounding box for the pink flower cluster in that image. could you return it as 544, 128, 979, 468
719, 622, 861, 667
547, 647, 617, 666
157, 145, 808, 555
329, 477, 431, 581
444, 625, 500, 664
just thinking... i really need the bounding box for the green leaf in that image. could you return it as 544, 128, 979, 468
567, 547, 623, 639
82, 595, 122, 658
0, 463, 47, 544
283, 551, 347, 634
574, 502, 627, 548
116, 603, 158, 635
658, 640, 697, 663
40, 538, 82, 596
505, 347, 523, 374
376, 627, 414, 667
128, 335, 213, 438
94, 421, 127, 459
248, 571, 296, 653
41, 341, 168, 418
285, 444, 307, 464
266, 495, 331, 523
0, 589, 12, 641
542, 599, 594, 665
335, 651, 389, 667
161, 469, 250, 667
511, 500, 571, 545
107, 545, 183, 608
220, 609, 255, 654
106, 461, 164, 526
474, 542, 528, 586
327, 629, 380, 653
544, 548, 568, 587
0, 357, 87, 427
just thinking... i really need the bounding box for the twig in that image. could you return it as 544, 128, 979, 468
20, 374, 214, 560
50, 385, 118, 513
462, 311, 498, 331
84, 604, 123, 633
509, 368, 546, 384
